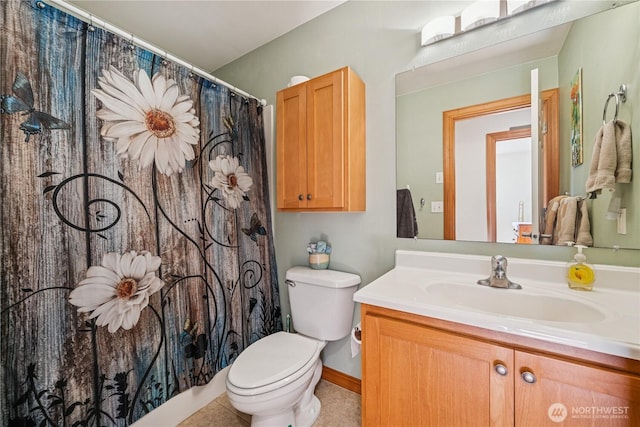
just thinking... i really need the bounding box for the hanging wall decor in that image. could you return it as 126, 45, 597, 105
0, 1, 281, 425
570, 67, 583, 167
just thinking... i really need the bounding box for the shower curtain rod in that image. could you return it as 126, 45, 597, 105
43, 0, 267, 106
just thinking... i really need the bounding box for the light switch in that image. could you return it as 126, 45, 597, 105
435, 172, 444, 184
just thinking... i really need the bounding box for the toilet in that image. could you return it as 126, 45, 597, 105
225, 266, 361, 427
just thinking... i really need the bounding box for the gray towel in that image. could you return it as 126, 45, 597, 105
397, 189, 418, 238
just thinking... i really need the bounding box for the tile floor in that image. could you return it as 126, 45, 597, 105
178, 380, 361, 427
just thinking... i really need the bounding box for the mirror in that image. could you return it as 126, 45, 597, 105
396, 1, 639, 249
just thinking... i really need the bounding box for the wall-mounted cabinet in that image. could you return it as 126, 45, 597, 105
276, 67, 366, 212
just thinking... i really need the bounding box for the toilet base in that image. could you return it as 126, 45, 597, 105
251, 410, 295, 427
294, 360, 322, 427
295, 394, 320, 427
240, 359, 323, 427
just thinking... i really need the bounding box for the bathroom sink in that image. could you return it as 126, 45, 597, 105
423, 282, 606, 323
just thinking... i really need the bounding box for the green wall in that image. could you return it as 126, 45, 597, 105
557, 3, 640, 248
215, 1, 639, 379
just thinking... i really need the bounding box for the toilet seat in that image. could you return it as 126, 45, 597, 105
227, 332, 324, 395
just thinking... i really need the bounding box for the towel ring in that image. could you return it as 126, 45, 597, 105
602, 84, 628, 125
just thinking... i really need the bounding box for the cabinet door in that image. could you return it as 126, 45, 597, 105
515, 350, 640, 426
362, 313, 514, 426
306, 70, 345, 208
276, 83, 307, 209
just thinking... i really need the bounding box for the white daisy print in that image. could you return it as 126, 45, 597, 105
91, 66, 200, 176
69, 251, 165, 333
208, 154, 253, 209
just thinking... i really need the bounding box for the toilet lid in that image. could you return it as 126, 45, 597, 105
227, 332, 322, 390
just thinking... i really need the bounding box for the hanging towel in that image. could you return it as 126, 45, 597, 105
586, 120, 633, 196
554, 197, 578, 246
586, 121, 616, 194
551, 196, 593, 247
397, 188, 418, 238
615, 120, 633, 183
575, 198, 593, 247
540, 195, 567, 245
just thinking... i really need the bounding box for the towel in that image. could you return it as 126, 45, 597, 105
396, 189, 418, 238
554, 197, 578, 245
540, 195, 567, 245
615, 120, 633, 183
586, 120, 633, 196
551, 196, 592, 247
575, 198, 593, 247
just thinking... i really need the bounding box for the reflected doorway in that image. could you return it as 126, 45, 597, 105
486, 127, 532, 243
443, 89, 559, 241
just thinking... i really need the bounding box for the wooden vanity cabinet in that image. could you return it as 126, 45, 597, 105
276, 67, 365, 211
361, 304, 640, 427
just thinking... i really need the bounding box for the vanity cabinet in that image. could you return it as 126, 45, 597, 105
276, 67, 365, 211
361, 304, 640, 426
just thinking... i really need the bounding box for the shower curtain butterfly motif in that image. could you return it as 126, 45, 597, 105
0, 1, 281, 425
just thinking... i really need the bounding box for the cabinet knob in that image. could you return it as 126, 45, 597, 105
521, 371, 537, 384
307, 193, 312, 200
298, 194, 304, 201
494, 363, 508, 376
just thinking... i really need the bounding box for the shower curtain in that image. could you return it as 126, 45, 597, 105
1, 1, 281, 425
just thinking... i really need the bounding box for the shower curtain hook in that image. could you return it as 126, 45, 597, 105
161, 51, 169, 67
188, 65, 196, 79
87, 15, 96, 32
128, 33, 135, 51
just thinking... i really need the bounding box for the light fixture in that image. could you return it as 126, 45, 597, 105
461, 0, 501, 32
507, 0, 554, 16
419, 0, 558, 47
421, 15, 456, 47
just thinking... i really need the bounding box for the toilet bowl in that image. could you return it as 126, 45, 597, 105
225, 267, 361, 427
226, 332, 326, 427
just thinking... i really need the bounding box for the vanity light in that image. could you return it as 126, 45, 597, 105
507, 0, 554, 16
461, 0, 500, 32
420, 0, 558, 47
421, 15, 456, 47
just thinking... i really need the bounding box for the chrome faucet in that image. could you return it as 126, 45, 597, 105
477, 255, 522, 289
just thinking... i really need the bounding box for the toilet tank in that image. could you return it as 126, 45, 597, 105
286, 266, 361, 341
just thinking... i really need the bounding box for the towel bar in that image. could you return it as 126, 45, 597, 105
602, 84, 627, 125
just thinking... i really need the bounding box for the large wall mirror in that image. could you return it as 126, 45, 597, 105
396, 1, 639, 249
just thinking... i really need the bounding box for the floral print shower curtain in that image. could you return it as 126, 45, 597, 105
1, 1, 281, 425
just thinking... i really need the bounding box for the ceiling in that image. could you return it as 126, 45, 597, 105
67, 0, 345, 72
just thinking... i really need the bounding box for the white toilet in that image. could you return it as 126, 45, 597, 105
225, 266, 361, 427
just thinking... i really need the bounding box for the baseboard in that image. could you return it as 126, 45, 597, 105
321, 366, 361, 394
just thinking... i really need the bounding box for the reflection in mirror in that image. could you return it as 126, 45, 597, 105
396, 1, 639, 249
442, 90, 559, 243
489, 127, 532, 243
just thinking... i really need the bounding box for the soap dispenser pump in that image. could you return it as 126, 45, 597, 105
566, 244, 595, 291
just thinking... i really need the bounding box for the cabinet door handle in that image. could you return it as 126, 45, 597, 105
307, 193, 312, 200
298, 194, 304, 201
494, 363, 508, 376
521, 371, 537, 384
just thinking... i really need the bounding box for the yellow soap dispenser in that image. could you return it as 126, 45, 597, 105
566, 245, 595, 291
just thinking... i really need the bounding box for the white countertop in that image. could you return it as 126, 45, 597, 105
354, 250, 640, 361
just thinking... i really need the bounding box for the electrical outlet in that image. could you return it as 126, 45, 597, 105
617, 208, 627, 234
431, 201, 443, 213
